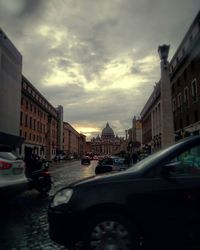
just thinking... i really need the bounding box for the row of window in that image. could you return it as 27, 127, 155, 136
172, 79, 198, 112
170, 19, 199, 73
21, 97, 48, 119
22, 81, 57, 117
174, 110, 199, 131
20, 130, 46, 143
20, 112, 47, 133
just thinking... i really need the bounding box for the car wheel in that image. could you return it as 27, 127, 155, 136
83, 213, 138, 250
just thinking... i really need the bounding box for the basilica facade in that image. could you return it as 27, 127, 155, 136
91, 123, 124, 155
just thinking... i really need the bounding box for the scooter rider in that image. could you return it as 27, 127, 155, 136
24, 147, 41, 178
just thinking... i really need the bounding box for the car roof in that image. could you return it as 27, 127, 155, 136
0, 144, 12, 152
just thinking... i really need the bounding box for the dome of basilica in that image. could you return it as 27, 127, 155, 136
101, 122, 115, 139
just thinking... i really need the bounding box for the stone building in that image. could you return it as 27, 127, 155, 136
0, 28, 23, 148
127, 116, 142, 152
140, 82, 161, 151
170, 11, 200, 140
63, 122, 86, 158
140, 11, 200, 150
140, 44, 175, 152
91, 123, 124, 155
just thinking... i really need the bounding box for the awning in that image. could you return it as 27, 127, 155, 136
0, 131, 25, 148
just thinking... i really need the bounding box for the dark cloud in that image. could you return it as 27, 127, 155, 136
0, 0, 199, 137
57, 59, 72, 70
131, 66, 142, 75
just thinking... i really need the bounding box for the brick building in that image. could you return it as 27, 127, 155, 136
20, 76, 60, 159
170, 11, 200, 139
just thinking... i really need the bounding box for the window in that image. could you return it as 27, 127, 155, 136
34, 107, 36, 114
191, 79, 198, 103
37, 121, 40, 131
168, 145, 200, 177
172, 98, 176, 112
177, 93, 182, 110
177, 77, 180, 87
20, 112, 23, 125
25, 114, 28, 127
25, 132, 27, 139
183, 69, 187, 81
30, 117, 32, 129
26, 101, 28, 109
20, 130, 22, 136
184, 87, 189, 107
33, 119, 36, 130
29, 133, 31, 140
172, 84, 175, 93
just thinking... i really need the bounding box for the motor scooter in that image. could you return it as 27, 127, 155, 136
28, 160, 52, 195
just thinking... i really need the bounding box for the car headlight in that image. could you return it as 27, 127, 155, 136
52, 189, 73, 207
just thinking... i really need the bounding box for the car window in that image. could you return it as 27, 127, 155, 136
168, 145, 200, 176
113, 158, 124, 165
0, 151, 17, 160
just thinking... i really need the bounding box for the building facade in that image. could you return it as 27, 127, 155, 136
140, 11, 200, 150
140, 44, 175, 152
20, 76, 59, 159
63, 122, 84, 158
91, 123, 124, 155
0, 29, 23, 148
140, 82, 161, 151
127, 116, 142, 152
170, 11, 200, 140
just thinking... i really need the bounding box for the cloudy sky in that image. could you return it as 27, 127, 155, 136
0, 0, 199, 139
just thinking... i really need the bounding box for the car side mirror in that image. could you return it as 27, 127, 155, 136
161, 161, 180, 179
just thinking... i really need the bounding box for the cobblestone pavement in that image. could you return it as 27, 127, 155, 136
0, 160, 97, 250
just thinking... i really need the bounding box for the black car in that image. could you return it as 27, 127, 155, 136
81, 156, 91, 165
95, 156, 127, 174
48, 136, 200, 250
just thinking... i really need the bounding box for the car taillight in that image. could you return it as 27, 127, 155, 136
0, 161, 12, 170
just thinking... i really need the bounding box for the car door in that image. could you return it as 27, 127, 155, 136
144, 143, 200, 248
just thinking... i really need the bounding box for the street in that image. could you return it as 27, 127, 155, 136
0, 160, 97, 250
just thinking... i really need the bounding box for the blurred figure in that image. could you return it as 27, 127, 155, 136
132, 151, 139, 164
24, 147, 40, 178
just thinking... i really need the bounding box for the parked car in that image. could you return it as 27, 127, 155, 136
53, 154, 66, 161
95, 156, 127, 174
48, 136, 200, 250
0, 145, 28, 196
81, 156, 91, 165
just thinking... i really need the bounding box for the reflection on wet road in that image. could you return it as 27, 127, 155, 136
0, 160, 97, 250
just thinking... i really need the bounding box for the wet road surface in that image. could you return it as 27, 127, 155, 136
0, 160, 97, 250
